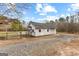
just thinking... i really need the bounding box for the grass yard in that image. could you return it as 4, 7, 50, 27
0, 31, 26, 37
0, 31, 18, 36
0, 31, 27, 40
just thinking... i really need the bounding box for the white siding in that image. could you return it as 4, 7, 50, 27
29, 24, 35, 30
28, 24, 56, 36
32, 29, 56, 36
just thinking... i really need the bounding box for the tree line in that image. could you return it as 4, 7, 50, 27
45, 12, 79, 33
56, 13, 79, 33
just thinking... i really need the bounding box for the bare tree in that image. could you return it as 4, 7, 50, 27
0, 3, 31, 39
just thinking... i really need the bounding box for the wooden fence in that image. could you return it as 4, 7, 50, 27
0, 31, 28, 40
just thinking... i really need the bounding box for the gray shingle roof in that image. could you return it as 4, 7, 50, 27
29, 21, 56, 29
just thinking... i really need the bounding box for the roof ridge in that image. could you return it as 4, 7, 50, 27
28, 21, 56, 29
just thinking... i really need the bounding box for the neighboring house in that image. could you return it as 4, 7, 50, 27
27, 21, 56, 36
0, 19, 11, 31
0, 18, 17, 31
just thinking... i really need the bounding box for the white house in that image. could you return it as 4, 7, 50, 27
27, 21, 56, 36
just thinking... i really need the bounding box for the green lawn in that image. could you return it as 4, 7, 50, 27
0, 31, 26, 37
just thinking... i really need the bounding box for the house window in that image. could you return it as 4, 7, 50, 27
28, 26, 32, 28
39, 29, 41, 32
47, 29, 49, 32
32, 29, 34, 32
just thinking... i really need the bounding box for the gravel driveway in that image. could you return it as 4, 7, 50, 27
0, 34, 78, 56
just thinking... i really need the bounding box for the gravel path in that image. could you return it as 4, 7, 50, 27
0, 34, 78, 56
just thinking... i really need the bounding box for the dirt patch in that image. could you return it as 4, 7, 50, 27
0, 34, 57, 47
56, 40, 79, 56
30, 39, 79, 56
0, 33, 79, 56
